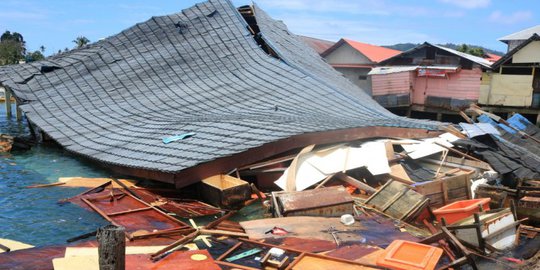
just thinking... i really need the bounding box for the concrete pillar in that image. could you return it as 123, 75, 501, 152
436, 113, 443, 122
536, 114, 540, 127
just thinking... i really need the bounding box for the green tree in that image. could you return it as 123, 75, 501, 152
456, 44, 469, 53
72, 36, 90, 48
26, 51, 45, 62
39, 45, 45, 53
0, 31, 26, 65
456, 43, 485, 57
468, 47, 485, 57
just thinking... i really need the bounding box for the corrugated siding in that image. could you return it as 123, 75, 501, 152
371, 71, 412, 96
414, 68, 481, 100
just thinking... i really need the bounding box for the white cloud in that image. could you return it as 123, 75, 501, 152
439, 0, 490, 9
0, 10, 47, 20
252, 0, 390, 16
274, 14, 436, 45
489, 10, 533, 24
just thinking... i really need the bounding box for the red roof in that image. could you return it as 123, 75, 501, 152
299, 35, 335, 55
323, 38, 401, 63
484, 53, 502, 63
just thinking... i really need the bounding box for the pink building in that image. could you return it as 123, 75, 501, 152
369, 43, 492, 111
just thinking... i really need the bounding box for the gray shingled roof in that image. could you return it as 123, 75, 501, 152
499, 25, 540, 42
0, 0, 437, 175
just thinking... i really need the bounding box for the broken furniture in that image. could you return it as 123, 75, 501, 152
200, 174, 251, 209
364, 180, 429, 222
447, 208, 521, 253
419, 227, 478, 270
518, 196, 540, 225
271, 186, 354, 217
412, 168, 474, 209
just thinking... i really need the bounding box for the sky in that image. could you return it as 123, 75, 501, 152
0, 0, 538, 55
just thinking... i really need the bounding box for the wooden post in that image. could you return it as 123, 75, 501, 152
15, 100, 22, 121
97, 225, 125, 270
436, 113, 442, 122
4, 87, 12, 118
536, 113, 540, 127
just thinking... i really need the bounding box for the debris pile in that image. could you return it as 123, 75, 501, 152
3, 117, 540, 269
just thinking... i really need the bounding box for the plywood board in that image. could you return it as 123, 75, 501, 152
64, 246, 169, 257
513, 41, 540, 63
57, 177, 138, 188
240, 217, 366, 243
487, 74, 533, 106
0, 238, 34, 253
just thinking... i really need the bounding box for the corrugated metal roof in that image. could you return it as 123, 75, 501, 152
378, 42, 493, 69
484, 53, 501, 63
322, 38, 401, 63
491, 34, 540, 69
369, 66, 459, 75
0, 0, 437, 179
499, 25, 540, 42
431, 44, 493, 68
343, 39, 401, 63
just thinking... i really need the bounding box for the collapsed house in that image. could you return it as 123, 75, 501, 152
2, 1, 540, 269
0, 0, 439, 188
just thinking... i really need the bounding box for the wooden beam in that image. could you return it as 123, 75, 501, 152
459, 111, 473, 124
4, 87, 11, 118
334, 172, 376, 194
15, 100, 22, 121
97, 225, 125, 270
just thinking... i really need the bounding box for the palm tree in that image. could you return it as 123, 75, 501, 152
72, 36, 90, 48
39, 45, 45, 53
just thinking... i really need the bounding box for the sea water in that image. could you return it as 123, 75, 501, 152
0, 103, 109, 246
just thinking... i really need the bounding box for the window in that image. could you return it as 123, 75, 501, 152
358, 75, 368, 80
501, 67, 533, 75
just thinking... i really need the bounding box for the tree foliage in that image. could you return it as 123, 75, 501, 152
26, 51, 45, 62
456, 43, 485, 57
0, 31, 26, 65
73, 36, 90, 48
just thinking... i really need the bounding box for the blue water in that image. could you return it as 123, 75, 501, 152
0, 103, 110, 246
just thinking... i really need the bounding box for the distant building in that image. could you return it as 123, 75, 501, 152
320, 38, 401, 94
299, 36, 335, 55
483, 53, 501, 63
499, 25, 540, 52
369, 42, 491, 114
483, 34, 540, 109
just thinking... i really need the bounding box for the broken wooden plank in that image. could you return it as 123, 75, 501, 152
334, 173, 376, 194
